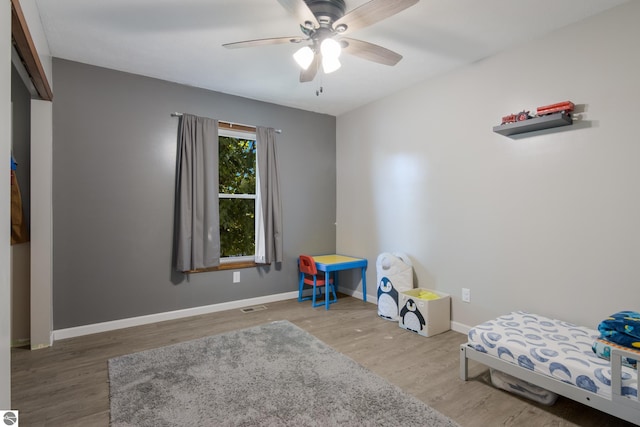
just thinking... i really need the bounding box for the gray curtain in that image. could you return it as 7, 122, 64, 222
175, 114, 220, 272
256, 127, 283, 264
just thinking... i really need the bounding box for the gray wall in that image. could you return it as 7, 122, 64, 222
52, 59, 336, 329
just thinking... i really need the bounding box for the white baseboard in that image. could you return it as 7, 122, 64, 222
53, 291, 299, 341
451, 320, 471, 335
342, 289, 376, 304
53, 290, 470, 341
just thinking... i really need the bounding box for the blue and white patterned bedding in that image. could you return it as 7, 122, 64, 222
467, 311, 638, 399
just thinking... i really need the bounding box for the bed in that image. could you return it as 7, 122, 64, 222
459, 311, 640, 425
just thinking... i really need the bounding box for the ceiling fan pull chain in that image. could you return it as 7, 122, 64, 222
316, 71, 324, 96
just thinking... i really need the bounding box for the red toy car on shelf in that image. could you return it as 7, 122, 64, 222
536, 101, 574, 116
501, 111, 531, 125
500, 101, 574, 125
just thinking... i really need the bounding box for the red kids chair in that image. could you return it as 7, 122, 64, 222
298, 255, 337, 308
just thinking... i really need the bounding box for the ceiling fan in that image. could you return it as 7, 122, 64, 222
223, 0, 419, 83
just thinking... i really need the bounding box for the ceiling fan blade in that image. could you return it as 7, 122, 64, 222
277, 0, 319, 28
333, 0, 419, 35
299, 53, 320, 82
341, 38, 402, 66
223, 36, 304, 49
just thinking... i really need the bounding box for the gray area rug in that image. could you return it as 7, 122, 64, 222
109, 320, 459, 426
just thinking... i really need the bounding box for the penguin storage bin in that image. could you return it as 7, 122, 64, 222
376, 252, 413, 321
398, 288, 450, 337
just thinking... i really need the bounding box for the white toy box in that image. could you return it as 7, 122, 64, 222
398, 288, 450, 337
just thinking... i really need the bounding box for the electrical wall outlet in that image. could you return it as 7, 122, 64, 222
233, 271, 240, 283
462, 288, 471, 303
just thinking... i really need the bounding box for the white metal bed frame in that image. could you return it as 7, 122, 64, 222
460, 341, 640, 425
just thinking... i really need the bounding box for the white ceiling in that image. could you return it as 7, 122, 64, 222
35, 0, 628, 116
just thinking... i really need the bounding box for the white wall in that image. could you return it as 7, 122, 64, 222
30, 100, 53, 348
336, 1, 640, 329
1, 0, 12, 409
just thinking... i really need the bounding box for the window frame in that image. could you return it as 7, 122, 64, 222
218, 127, 259, 268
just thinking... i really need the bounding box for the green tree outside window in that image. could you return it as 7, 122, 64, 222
219, 135, 257, 258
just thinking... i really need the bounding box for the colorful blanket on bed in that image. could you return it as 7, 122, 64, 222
592, 338, 639, 369
597, 311, 640, 349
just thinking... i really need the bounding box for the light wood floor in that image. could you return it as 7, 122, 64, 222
11, 296, 636, 426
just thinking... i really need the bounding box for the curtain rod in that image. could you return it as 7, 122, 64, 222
171, 112, 281, 134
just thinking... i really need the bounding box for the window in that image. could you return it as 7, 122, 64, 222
218, 128, 258, 264
176, 116, 281, 273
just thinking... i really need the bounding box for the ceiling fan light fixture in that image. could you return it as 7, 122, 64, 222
335, 24, 347, 33
322, 56, 341, 74
223, 0, 418, 83
320, 38, 341, 59
293, 46, 315, 70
